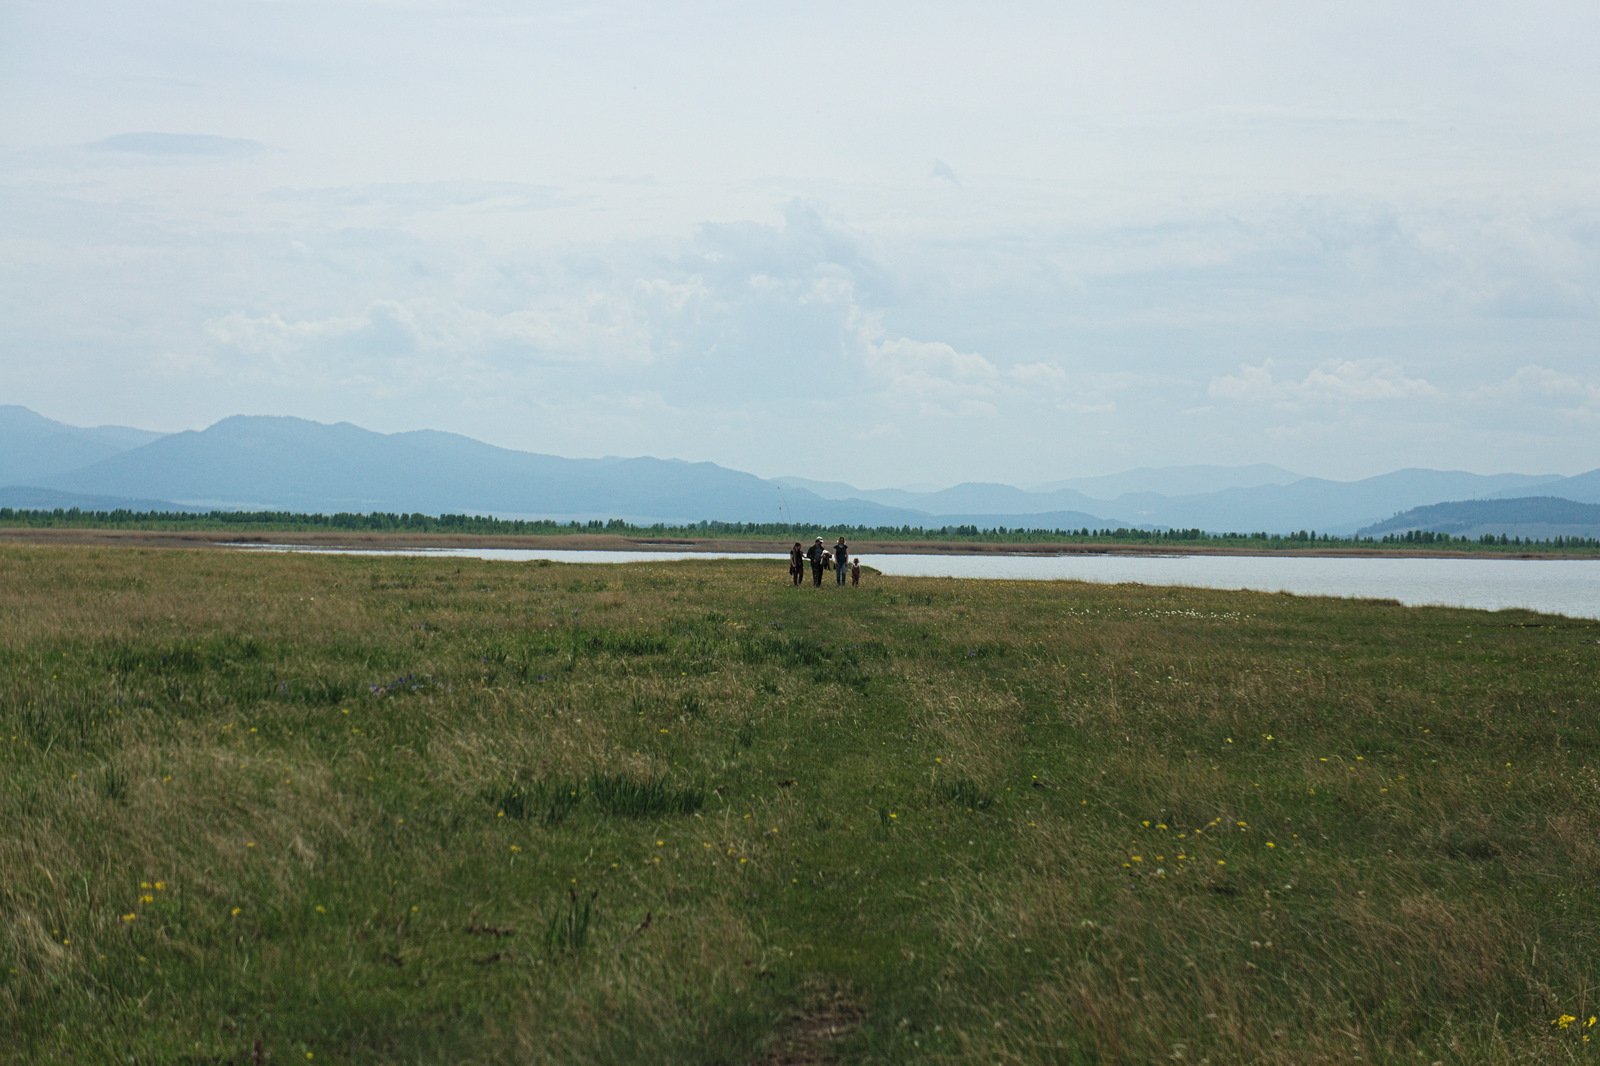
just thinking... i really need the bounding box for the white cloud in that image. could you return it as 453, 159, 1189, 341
266, 180, 563, 213
1474, 279, 1597, 320
1207, 363, 1276, 403
205, 309, 371, 360
1209, 359, 1439, 405
1058, 399, 1117, 416
1303, 360, 1438, 401
1047, 370, 1173, 418
1471, 365, 1600, 407
918, 399, 997, 420
87, 132, 272, 158
6, 3, 1600, 483
862, 334, 997, 403
1007, 361, 1069, 388
634, 276, 708, 314
189, 296, 655, 386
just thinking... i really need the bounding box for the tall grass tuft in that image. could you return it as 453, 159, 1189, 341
589, 772, 706, 819
932, 776, 994, 811
487, 775, 583, 826
544, 888, 597, 959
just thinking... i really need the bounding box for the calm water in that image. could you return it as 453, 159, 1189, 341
233, 544, 1600, 620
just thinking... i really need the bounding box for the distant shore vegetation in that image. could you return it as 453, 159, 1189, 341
2, 505, 1599, 553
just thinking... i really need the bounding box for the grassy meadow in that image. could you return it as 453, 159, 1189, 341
2, 544, 1598, 1064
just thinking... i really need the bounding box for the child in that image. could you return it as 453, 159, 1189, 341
850, 558, 861, 586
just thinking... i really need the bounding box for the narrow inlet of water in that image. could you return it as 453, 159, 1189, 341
227, 544, 1600, 621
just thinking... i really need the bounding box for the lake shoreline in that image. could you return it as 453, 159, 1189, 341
1, 525, 1591, 561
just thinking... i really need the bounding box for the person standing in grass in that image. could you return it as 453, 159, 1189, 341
807, 536, 825, 587
789, 541, 805, 586
833, 535, 849, 585
850, 557, 861, 586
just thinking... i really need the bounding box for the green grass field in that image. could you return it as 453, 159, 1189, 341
2, 544, 1597, 1064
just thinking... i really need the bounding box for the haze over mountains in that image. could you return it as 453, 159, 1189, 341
3, 406, 1598, 538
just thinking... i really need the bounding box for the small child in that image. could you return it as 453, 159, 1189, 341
850, 558, 861, 586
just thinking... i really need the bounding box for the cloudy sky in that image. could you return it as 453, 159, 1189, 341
3, 1, 1597, 487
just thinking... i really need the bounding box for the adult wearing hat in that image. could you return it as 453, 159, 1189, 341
806, 536, 826, 587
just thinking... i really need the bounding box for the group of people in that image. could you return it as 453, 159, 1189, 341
789, 535, 861, 587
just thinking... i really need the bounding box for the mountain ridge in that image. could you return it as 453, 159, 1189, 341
1358, 497, 1600, 539
2, 406, 1596, 535
18, 414, 982, 527
0, 405, 166, 487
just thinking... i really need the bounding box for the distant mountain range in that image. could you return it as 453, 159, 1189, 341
0, 405, 164, 486
1358, 498, 1600, 540
2, 405, 1597, 537
775, 467, 1582, 534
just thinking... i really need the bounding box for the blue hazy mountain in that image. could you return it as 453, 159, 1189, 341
0, 404, 166, 487
772, 476, 877, 502
780, 467, 1576, 535
781, 465, 1305, 507
802, 481, 1109, 516
1029, 463, 1305, 498
5, 406, 1594, 534
1488, 468, 1600, 505
1359, 497, 1600, 540
1106, 469, 1569, 534
29, 414, 1074, 527
0, 486, 202, 513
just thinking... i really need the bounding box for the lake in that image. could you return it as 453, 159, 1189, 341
232, 544, 1600, 621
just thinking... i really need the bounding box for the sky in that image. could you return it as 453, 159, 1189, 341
3, 1, 1598, 488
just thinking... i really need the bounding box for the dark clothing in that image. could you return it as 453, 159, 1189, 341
834, 540, 848, 584
807, 541, 825, 587
789, 545, 804, 586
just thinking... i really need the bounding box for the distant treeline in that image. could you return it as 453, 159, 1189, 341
4, 507, 1600, 552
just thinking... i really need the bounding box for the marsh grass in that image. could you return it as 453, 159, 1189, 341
1, 544, 1598, 1063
